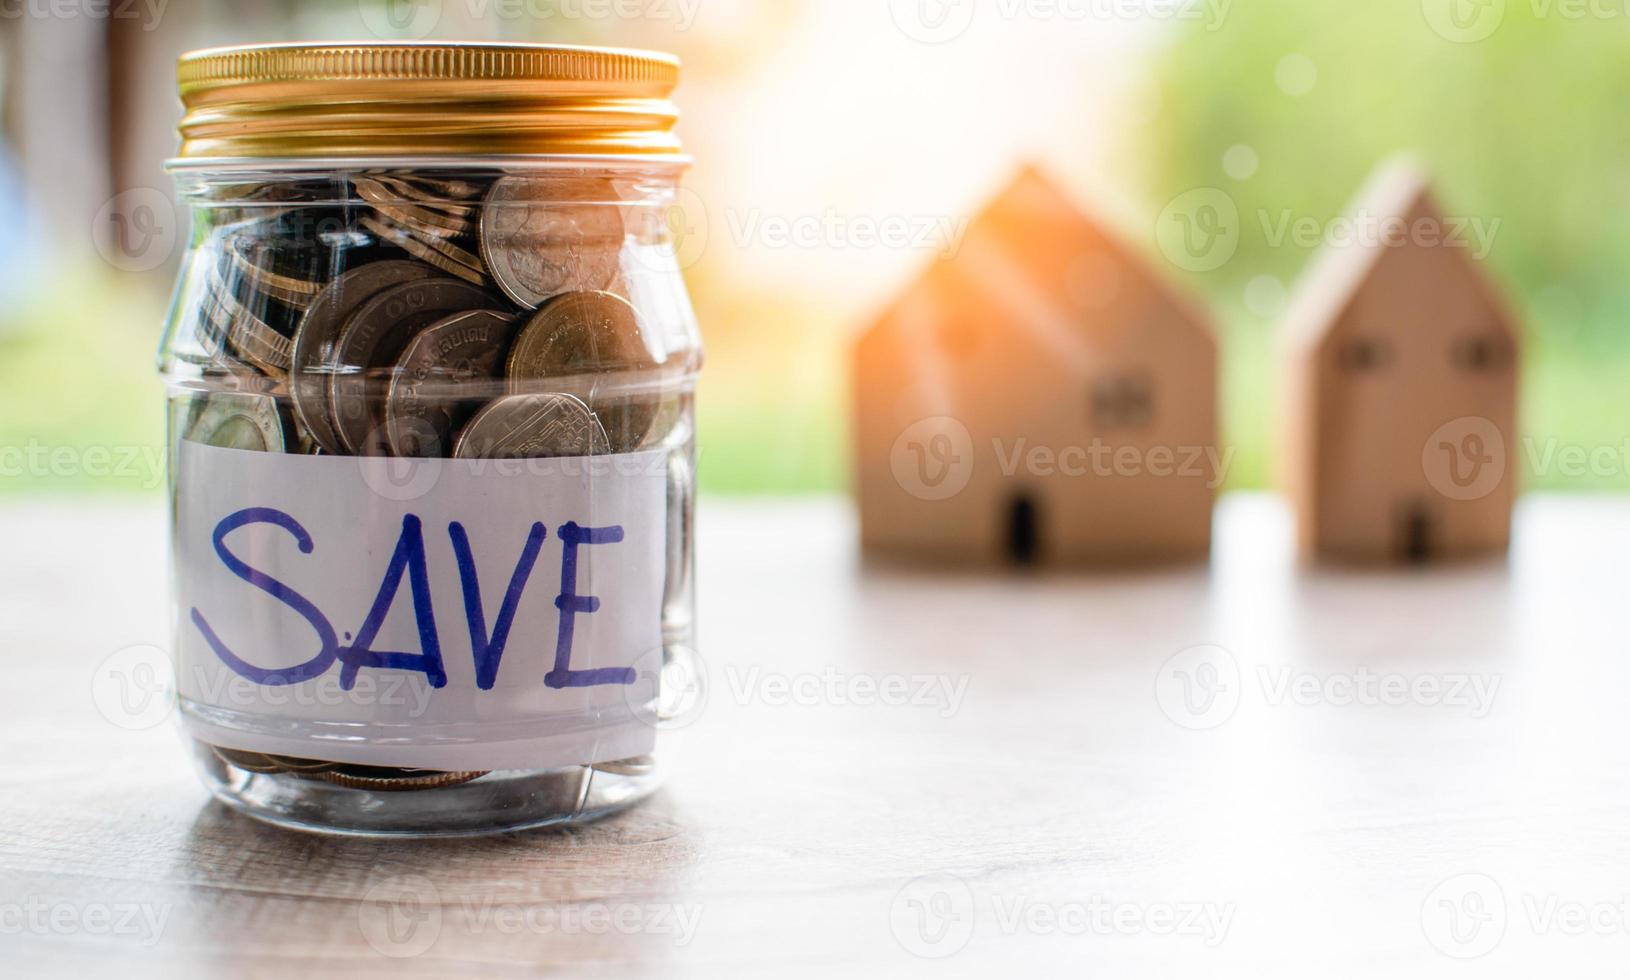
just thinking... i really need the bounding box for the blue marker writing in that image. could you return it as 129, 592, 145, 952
449, 521, 548, 690
546, 522, 636, 689
337, 514, 447, 690
191, 507, 338, 686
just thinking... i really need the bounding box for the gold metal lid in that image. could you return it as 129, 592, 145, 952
174, 42, 683, 161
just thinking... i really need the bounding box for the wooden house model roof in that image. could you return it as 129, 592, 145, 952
858, 163, 1214, 357
1282, 158, 1519, 355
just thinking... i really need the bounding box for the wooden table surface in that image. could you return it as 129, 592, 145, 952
4, 494, 1630, 977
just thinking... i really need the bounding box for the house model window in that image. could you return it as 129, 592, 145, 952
1337, 338, 1392, 373
1090, 373, 1154, 428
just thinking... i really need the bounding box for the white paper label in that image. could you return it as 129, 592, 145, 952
173, 441, 667, 771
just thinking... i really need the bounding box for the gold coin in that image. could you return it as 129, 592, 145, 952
318, 769, 488, 791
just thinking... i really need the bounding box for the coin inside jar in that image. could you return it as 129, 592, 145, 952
452, 392, 609, 459
186, 392, 287, 451
226, 234, 328, 309
317, 766, 487, 791
200, 276, 296, 379
506, 290, 664, 451
385, 309, 519, 457
375, 171, 488, 202
353, 176, 473, 238
361, 214, 487, 286
480, 176, 626, 308
329, 277, 504, 455
291, 260, 440, 455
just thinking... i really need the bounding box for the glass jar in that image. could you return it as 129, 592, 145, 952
158, 43, 702, 836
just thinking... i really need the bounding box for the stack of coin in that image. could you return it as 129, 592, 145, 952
183, 169, 690, 789
188, 170, 674, 460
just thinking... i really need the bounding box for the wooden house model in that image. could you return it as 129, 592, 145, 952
851, 166, 1219, 566
1280, 161, 1520, 564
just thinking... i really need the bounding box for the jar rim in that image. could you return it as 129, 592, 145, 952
165, 154, 692, 173
174, 41, 684, 161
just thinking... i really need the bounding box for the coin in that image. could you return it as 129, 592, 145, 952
318, 767, 488, 791
227, 235, 327, 308
505, 291, 662, 450
480, 176, 625, 308
354, 177, 473, 238
385, 310, 519, 457
365, 174, 479, 218
186, 392, 287, 451
506, 290, 657, 376
291, 260, 440, 455
201, 277, 295, 378
375, 171, 489, 201
452, 392, 609, 459
329, 277, 504, 454
361, 214, 487, 285
194, 284, 232, 364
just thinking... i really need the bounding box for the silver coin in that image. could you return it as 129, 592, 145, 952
452, 393, 609, 460
479, 176, 625, 309
384, 309, 519, 458
200, 277, 295, 378
353, 177, 473, 238
505, 291, 664, 451
375, 172, 488, 201
186, 392, 286, 452
328, 277, 502, 455
290, 260, 440, 455
227, 235, 325, 308
361, 213, 487, 285
365, 174, 479, 218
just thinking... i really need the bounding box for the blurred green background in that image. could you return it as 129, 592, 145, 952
2, 0, 1625, 494
1150, 0, 1630, 493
